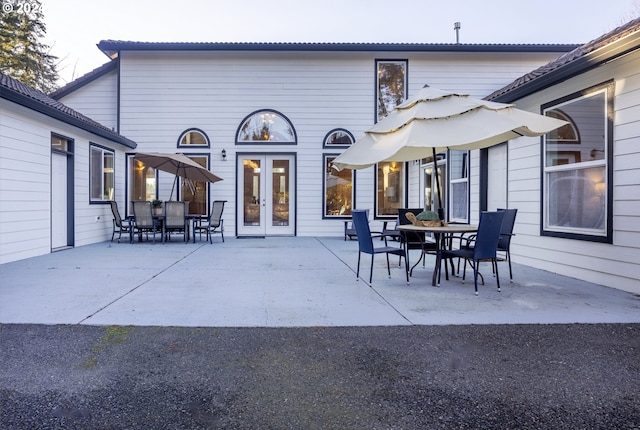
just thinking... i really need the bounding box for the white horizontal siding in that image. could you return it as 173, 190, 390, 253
496, 50, 640, 294
0, 102, 52, 263
57, 69, 118, 131
114, 49, 561, 237
0, 100, 131, 264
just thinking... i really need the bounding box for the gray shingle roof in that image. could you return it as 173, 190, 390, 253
486, 17, 640, 102
1, 72, 136, 149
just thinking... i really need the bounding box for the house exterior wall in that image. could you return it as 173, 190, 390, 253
0, 100, 130, 264
65, 49, 562, 237
58, 68, 119, 131
490, 49, 640, 294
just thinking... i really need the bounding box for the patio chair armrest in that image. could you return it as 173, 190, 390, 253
462, 237, 476, 248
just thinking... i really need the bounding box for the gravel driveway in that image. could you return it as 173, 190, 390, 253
1, 323, 639, 429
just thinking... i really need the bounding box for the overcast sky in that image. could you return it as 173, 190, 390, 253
41, 0, 640, 85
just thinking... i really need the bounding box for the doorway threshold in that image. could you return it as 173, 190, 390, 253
52, 246, 73, 252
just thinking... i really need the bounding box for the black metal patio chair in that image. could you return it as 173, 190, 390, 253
195, 200, 226, 243
398, 208, 438, 276
109, 201, 133, 243
132, 201, 160, 243
163, 201, 188, 242
495, 208, 518, 282
438, 210, 505, 295
352, 209, 408, 284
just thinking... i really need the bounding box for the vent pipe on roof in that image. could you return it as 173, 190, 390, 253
454, 22, 461, 44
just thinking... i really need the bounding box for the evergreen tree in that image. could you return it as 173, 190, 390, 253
0, 0, 58, 92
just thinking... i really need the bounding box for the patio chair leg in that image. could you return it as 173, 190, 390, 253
369, 255, 374, 283
495, 259, 501, 292
461, 260, 468, 283
356, 252, 361, 281
386, 254, 391, 278
474, 268, 479, 295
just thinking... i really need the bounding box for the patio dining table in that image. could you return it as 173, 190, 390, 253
159, 214, 201, 243
397, 223, 478, 286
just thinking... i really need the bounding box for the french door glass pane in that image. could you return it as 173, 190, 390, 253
272, 160, 289, 226
243, 159, 261, 226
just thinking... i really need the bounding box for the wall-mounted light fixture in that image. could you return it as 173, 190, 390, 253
221, 149, 227, 161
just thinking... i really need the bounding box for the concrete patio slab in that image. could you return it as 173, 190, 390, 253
1, 237, 638, 327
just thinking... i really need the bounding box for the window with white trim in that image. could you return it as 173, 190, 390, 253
324, 155, 354, 217
181, 155, 209, 215
128, 154, 157, 214
90, 144, 114, 202
178, 128, 209, 147
449, 150, 469, 222
323, 128, 354, 148
376, 161, 405, 217
237, 110, 296, 143
542, 82, 613, 242
376, 60, 407, 122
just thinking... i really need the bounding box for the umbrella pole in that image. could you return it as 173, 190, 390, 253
169, 176, 178, 201
432, 148, 445, 224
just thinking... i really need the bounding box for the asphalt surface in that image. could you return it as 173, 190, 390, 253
2, 323, 639, 429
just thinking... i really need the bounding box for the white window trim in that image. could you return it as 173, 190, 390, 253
90, 144, 115, 202
542, 84, 611, 239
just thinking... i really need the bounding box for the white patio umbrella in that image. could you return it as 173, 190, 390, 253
331, 85, 567, 218
332, 85, 567, 170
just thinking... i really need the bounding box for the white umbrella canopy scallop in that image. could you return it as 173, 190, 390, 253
331, 85, 568, 171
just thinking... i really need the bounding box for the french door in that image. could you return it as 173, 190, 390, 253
237, 154, 295, 236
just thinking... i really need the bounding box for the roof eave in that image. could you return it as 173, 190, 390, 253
96, 40, 579, 56
491, 30, 640, 103
1, 87, 137, 149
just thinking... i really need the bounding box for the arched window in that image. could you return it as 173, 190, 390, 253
236, 110, 296, 144
545, 110, 580, 143
178, 128, 209, 147
323, 128, 355, 148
